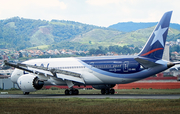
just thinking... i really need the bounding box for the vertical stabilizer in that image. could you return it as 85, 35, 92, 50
138, 11, 172, 60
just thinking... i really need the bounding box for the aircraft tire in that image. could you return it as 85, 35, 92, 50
74, 89, 79, 95
101, 89, 105, 95
105, 89, 110, 94
23, 92, 29, 95
69, 90, 74, 95
65, 89, 70, 95
110, 89, 115, 94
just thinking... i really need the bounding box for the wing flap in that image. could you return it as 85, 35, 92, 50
56, 74, 85, 84
27, 67, 53, 76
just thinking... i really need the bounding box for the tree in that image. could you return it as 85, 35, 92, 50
89, 41, 92, 44
122, 46, 131, 55
19, 52, 23, 58
89, 48, 96, 55
134, 47, 141, 53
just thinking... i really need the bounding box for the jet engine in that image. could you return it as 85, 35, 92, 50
17, 74, 44, 92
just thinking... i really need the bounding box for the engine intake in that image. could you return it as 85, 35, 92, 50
33, 77, 44, 90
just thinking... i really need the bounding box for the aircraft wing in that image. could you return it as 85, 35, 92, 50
4, 60, 85, 85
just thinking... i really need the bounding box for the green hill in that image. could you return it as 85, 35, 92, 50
108, 22, 180, 32
72, 27, 180, 47
0, 17, 180, 50
72, 29, 123, 46
0, 17, 103, 50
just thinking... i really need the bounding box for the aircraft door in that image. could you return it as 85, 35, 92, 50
123, 61, 129, 72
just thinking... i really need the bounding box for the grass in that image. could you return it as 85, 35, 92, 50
0, 98, 180, 114
1, 89, 180, 113
49, 21, 67, 26
27, 45, 49, 50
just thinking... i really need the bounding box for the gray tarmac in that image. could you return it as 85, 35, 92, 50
0, 94, 180, 99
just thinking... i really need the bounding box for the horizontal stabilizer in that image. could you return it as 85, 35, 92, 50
173, 61, 180, 65
135, 58, 160, 69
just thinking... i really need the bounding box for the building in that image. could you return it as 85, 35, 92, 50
0, 70, 18, 90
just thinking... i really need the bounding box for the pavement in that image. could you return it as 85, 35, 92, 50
0, 94, 180, 99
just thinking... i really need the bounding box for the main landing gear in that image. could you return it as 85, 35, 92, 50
23, 92, 30, 95
101, 88, 115, 95
92, 84, 116, 95
65, 89, 79, 95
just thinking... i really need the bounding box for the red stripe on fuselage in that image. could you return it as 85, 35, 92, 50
140, 48, 163, 56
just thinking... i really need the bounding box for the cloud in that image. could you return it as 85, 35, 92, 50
0, 0, 67, 10
59, 2, 67, 10
0, 0, 180, 27
32, 0, 67, 9
0, 0, 67, 20
86, 0, 119, 6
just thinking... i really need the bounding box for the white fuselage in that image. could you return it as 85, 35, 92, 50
11, 57, 169, 86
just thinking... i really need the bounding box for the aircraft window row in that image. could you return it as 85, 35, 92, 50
93, 64, 121, 68
90, 61, 123, 64
49, 66, 85, 70
92, 61, 116, 63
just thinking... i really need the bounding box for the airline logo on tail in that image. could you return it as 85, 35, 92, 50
150, 25, 168, 47
141, 25, 168, 56
138, 11, 172, 60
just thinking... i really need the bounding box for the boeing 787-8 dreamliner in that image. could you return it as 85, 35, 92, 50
5, 11, 178, 95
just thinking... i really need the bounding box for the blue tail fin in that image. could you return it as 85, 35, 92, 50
138, 11, 172, 60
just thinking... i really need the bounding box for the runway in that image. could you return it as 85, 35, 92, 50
1, 94, 180, 99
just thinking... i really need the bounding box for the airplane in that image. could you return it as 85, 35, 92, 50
4, 11, 179, 95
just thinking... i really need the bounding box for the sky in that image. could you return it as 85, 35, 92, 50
0, 0, 180, 27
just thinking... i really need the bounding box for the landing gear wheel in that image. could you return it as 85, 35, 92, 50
74, 89, 79, 95
65, 89, 70, 95
101, 89, 105, 95
105, 89, 110, 94
69, 90, 74, 95
23, 92, 29, 95
110, 89, 115, 94
101, 88, 115, 95
65, 89, 79, 95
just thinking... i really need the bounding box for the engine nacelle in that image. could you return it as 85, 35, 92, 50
17, 74, 44, 92
92, 84, 115, 89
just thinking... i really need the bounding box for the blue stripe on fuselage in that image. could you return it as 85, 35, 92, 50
77, 55, 167, 79
81, 58, 141, 74
77, 55, 148, 78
